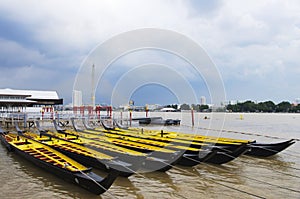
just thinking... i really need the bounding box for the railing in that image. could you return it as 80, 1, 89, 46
0, 111, 113, 128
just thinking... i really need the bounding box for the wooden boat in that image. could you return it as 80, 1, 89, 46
19, 129, 137, 177
33, 121, 145, 177
54, 122, 182, 171
78, 120, 218, 166
111, 121, 296, 157
244, 139, 296, 157
75, 119, 247, 165
41, 121, 180, 173
0, 130, 118, 195
132, 117, 180, 125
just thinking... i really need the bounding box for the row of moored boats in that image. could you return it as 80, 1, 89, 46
0, 119, 296, 195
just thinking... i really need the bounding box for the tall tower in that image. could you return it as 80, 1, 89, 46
200, 96, 206, 105
73, 90, 82, 107
91, 64, 95, 108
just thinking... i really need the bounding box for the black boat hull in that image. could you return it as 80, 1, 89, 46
84, 144, 145, 177
245, 139, 295, 157
48, 142, 135, 177
202, 144, 249, 164
0, 135, 118, 195
177, 150, 216, 167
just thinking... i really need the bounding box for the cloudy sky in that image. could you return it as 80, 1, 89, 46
0, 0, 299, 106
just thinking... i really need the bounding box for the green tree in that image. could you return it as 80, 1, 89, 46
257, 101, 275, 112
227, 104, 241, 112
171, 104, 178, 109
191, 104, 199, 111
293, 104, 300, 113
241, 100, 257, 112
180, 103, 191, 110
275, 101, 291, 112
199, 104, 209, 112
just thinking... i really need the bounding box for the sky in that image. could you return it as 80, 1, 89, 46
0, 0, 300, 106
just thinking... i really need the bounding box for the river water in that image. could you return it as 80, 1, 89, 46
0, 112, 299, 199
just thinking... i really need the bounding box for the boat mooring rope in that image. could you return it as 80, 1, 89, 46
230, 156, 300, 179
203, 148, 300, 179
201, 162, 300, 195
281, 151, 300, 158
182, 152, 300, 196
110, 160, 145, 178
245, 155, 300, 171
78, 170, 117, 199
138, 159, 190, 199
284, 149, 300, 157
181, 124, 300, 141
206, 178, 266, 199
174, 156, 265, 199
160, 158, 263, 199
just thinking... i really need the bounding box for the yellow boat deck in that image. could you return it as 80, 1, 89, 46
4, 133, 88, 172
43, 130, 147, 157
117, 127, 251, 144
65, 129, 178, 154
85, 129, 201, 152
23, 132, 114, 161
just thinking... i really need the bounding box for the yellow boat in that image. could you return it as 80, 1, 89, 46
72, 120, 247, 165
109, 124, 252, 144
40, 123, 179, 172
21, 131, 138, 177
0, 131, 118, 195
109, 121, 295, 157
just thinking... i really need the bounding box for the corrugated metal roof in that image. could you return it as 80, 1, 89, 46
0, 99, 37, 103
0, 88, 59, 99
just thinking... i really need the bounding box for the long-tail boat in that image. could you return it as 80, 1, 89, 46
18, 129, 137, 177
38, 121, 181, 173
0, 129, 118, 195
111, 120, 295, 157
55, 120, 185, 170
73, 119, 248, 165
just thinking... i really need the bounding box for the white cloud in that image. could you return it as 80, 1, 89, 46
0, 38, 46, 67
0, 0, 300, 103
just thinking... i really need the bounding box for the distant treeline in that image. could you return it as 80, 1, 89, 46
226, 100, 300, 113
172, 104, 210, 112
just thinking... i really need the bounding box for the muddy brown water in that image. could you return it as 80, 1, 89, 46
0, 113, 299, 198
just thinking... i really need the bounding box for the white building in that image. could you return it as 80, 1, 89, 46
72, 90, 83, 107
0, 88, 63, 112
200, 96, 206, 105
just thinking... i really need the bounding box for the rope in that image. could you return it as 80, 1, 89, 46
284, 149, 300, 157
245, 155, 300, 171
78, 169, 117, 198
243, 175, 300, 194
250, 144, 291, 154
181, 124, 300, 141
141, 159, 189, 199
265, 169, 300, 179
172, 156, 265, 198
109, 160, 145, 178
201, 162, 300, 195
208, 179, 266, 199
152, 156, 264, 198
235, 158, 300, 179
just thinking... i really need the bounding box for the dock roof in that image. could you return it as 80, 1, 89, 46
0, 88, 60, 99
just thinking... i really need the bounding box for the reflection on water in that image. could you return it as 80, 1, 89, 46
0, 150, 98, 199
0, 113, 299, 198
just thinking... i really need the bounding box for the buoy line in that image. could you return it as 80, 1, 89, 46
236, 158, 300, 179
78, 170, 117, 199
170, 156, 265, 199
201, 162, 300, 195
244, 155, 300, 171
284, 149, 300, 156
181, 124, 300, 141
